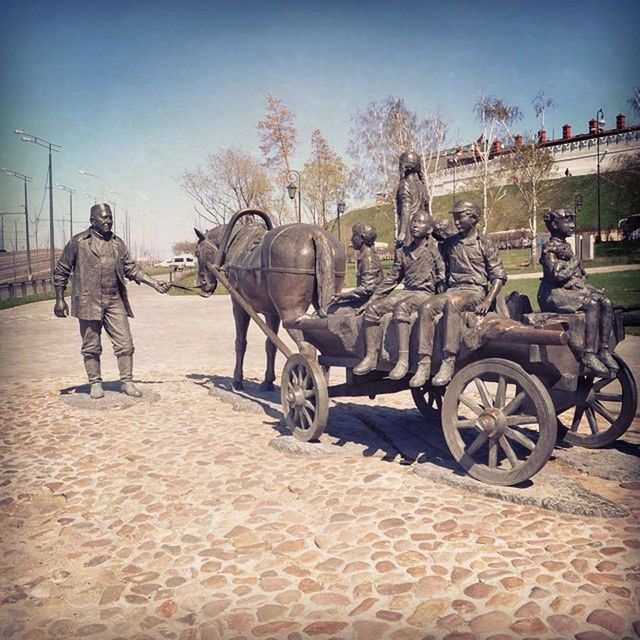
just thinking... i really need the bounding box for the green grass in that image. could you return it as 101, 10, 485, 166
145, 266, 172, 277
0, 292, 55, 310
503, 270, 640, 309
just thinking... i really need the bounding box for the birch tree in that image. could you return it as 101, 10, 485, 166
347, 96, 419, 201
504, 139, 555, 263
416, 113, 449, 212
472, 93, 523, 232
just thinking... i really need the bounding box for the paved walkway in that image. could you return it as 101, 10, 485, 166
1, 284, 639, 640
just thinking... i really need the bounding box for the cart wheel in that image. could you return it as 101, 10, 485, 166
411, 384, 444, 424
442, 358, 557, 486
281, 353, 329, 442
558, 354, 637, 448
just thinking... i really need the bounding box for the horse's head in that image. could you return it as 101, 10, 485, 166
194, 227, 221, 294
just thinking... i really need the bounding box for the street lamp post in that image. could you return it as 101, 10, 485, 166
14, 129, 60, 277
286, 170, 302, 223
56, 184, 75, 239
336, 197, 346, 242
1, 168, 33, 278
595, 108, 605, 243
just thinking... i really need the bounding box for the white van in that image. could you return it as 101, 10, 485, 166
169, 254, 196, 271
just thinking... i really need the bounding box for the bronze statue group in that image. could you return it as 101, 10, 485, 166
321, 151, 619, 387
53, 153, 619, 399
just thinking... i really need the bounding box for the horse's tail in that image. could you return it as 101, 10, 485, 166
312, 229, 337, 309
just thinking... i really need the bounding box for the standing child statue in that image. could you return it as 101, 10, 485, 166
321, 222, 383, 315
538, 208, 618, 377
410, 200, 507, 388
396, 151, 430, 247
354, 210, 445, 379
53, 203, 171, 399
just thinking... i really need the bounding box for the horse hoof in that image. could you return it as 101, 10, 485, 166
232, 380, 244, 391
259, 381, 275, 392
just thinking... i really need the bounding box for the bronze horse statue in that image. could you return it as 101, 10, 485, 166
195, 209, 346, 391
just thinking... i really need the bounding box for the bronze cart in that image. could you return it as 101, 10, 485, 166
279, 301, 636, 487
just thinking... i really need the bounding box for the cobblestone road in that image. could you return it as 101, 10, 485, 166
1, 284, 639, 639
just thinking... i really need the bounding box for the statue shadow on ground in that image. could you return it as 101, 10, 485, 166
325, 399, 497, 482
186, 371, 483, 483
186, 373, 285, 426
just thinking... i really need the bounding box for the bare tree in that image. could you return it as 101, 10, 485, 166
416, 113, 449, 212
472, 93, 523, 232
532, 91, 556, 131
302, 130, 347, 227
347, 96, 421, 202
504, 139, 555, 264
180, 148, 272, 226
172, 240, 197, 255
257, 94, 299, 224
628, 87, 640, 119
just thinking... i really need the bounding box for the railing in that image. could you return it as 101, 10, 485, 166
0, 278, 53, 301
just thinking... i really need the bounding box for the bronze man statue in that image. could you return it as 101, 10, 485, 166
410, 200, 506, 388
354, 210, 445, 378
538, 208, 617, 377
396, 151, 430, 247
53, 203, 171, 399
322, 222, 383, 315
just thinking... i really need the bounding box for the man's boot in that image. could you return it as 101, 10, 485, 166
598, 348, 619, 373
432, 353, 456, 387
389, 322, 411, 380
409, 356, 431, 388
117, 355, 143, 397
581, 351, 610, 378
84, 356, 104, 399
354, 323, 382, 375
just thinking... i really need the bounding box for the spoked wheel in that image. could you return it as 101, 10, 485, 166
281, 353, 329, 442
411, 384, 444, 425
558, 354, 637, 448
442, 358, 557, 486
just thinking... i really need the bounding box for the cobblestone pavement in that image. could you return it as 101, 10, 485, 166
1, 285, 639, 639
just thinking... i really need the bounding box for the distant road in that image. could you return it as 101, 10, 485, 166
0, 250, 57, 283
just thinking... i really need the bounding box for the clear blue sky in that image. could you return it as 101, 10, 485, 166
1, 0, 638, 257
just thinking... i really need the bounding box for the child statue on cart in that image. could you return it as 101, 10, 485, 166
410, 200, 507, 388
354, 210, 445, 379
537, 208, 618, 378
321, 222, 383, 316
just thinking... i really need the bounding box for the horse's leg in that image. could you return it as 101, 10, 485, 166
260, 314, 280, 392
232, 301, 250, 391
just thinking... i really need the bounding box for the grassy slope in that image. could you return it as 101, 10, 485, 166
337, 172, 639, 247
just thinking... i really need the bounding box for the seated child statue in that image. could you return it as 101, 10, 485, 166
321, 222, 383, 316
410, 200, 507, 388
538, 208, 618, 377
353, 210, 445, 379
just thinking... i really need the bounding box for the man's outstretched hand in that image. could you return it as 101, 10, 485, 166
153, 280, 172, 294
54, 300, 69, 317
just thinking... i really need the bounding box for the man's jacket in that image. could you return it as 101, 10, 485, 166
53, 228, 146, 320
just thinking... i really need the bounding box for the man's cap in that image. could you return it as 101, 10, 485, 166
90, 203, 113, 218
450, 200, 481, 217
